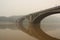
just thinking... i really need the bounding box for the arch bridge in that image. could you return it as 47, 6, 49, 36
18, 6, 60, 40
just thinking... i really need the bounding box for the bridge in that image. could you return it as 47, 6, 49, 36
18, 6, 60, 40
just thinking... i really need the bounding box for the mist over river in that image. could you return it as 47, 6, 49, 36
0, 22, 60, 40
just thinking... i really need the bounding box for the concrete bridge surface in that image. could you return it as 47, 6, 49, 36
18, 6, 60, 40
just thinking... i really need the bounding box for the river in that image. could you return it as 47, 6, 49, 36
0, 29, 38, 40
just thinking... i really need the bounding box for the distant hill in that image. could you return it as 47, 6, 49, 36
0, 15, 24, 23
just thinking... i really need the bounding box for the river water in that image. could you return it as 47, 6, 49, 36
0, 29, 38, 40
0, 23, 38, 40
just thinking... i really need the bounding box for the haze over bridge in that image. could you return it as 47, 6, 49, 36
18, 6, 60, 40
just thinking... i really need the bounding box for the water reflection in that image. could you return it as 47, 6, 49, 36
0, 23, 37, 40
0, 29, 37, 40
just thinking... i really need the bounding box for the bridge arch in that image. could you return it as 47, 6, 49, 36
18, 6, 60, 40
30, 6, 60, 40
33, 6, 60, 23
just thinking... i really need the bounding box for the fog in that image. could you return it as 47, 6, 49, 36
0, 0, 60, 16
0, 0, 60, 40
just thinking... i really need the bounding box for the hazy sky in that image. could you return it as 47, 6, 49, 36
0, 0, 60, 16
